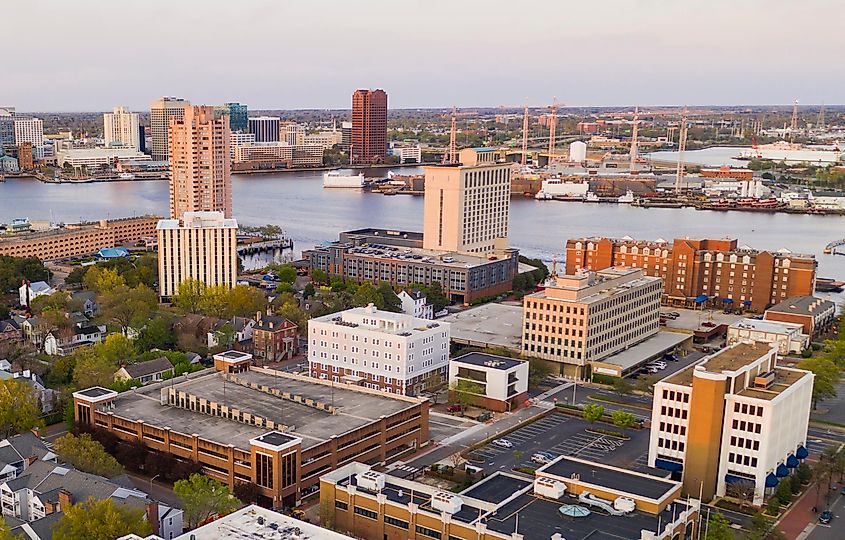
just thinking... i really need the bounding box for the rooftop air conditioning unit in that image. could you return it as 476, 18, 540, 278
534, 477, 566, 499
754, 371, 776, 389
356, 470, 385, 492
431, 491, 463, 514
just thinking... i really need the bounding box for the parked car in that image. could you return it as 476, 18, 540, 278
643, 366, 661, 374
492, 438, 513, 449
819, 510, 832, 524
446, 404, 463, 413
531, 453, 553, 464
664, 354, 679, 362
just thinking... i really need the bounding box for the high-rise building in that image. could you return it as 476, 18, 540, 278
149, 97, 190, 161
422, 148, 511, 255
16, 142, 33, 170
565, 236, 817, 311
647, 341, 813, 505
351, 89, 387, 163
138, 124, 146, 154
248, 116, 280, 143
0, 107, 14, 156
281, 122, 305, 146
522, 267, 663, 378
340, 121, 352, 152
168, 105, 232, 219
103, 106, 140, 150
13, 118, 44, 159
222, 102, 248, 132
156, 211, 238, 298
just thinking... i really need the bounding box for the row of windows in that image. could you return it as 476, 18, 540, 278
657, 438, 686, 452
732, 419, 762, 434
662, 389, 690, 403
730, 436, 760, 451
733, 402, 764, 417
659, 422, 687, 436
728, 453, 758, 467
660, 406, 688, 420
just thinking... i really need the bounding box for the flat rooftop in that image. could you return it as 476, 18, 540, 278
452, 352, 524, 371
174, 504, 353, 539
730, 318, 804, 334
599, 331, 691, 372
539, 456, 679, 501
737, 367, 810, 401
110, 370, 416, 451
344, 243, 511, 269
442, 303, 523, 353
666, 341, 774, 386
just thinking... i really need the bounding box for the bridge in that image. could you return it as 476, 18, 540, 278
823, 239, 845, 254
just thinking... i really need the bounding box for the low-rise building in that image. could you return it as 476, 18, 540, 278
115, 357, 174, 385
398, 289, 433, 320
522, 267, 663, 378
309, 304, 450, 396
55, 147, 150, 169
232, 143, 323, 167
448, 353, 528, 412
763, 295, 836, 337
320, 457, 699, 540
171, 504, 353, 539
648, 341, 814, 505
252, 313, 298, 363
727, 318, 809, 355
43, 323, 106, 356
18, 281, 55, 307
0, 320, 21, 341
0, 432, 55, 484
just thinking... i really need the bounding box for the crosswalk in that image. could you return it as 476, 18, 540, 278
389, 464, 420, 479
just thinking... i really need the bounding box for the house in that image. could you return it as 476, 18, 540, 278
0, 432, 56, 484
18, 282, 55, 307
114, 357, 174, 385
0, 369, 59, 414
763, 296, 836, 338
174, 314, 226, 351
206, 316, 255, 350
398, 289, 434, 320
252, 312, 298, 364
0, 319, 21, 341
71, 291, 98, 317
43, 323, 106, 356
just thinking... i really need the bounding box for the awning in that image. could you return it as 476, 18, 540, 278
694, 294, 709, 303
655, 458, 683, 472
725, 474, 747, 484
786, 455, 799, 468
796, 446, 809, 459
776, 464, 789, 477
765, 473, 779, 488
723, 298, 733, 304
743, 300, 753, 306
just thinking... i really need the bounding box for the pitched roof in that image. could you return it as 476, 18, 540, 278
254, 315, 296, 332
0, 319, 21, 332
0, 433, 51, 470
72, 290, 97, 303
766, 295, 835, 317
121, 357, 173, 379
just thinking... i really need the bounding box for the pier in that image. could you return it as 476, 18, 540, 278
237, 238, 294, 256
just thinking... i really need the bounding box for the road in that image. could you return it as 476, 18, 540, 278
805, 488, 845, 540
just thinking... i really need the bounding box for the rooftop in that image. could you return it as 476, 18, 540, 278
174, 504, 353, 540
451, 352, 524, 371
442, 303, 523, 353
766, 295, 835, 317
729, 318, 805, 334
121, 357, 174, 379
539, 456, 679, 501
665, 341, 775, 386
311, 305, 448, 337
737, 367, 811, 401
156, 212, 238, 230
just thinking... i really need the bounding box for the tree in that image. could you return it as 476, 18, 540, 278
199, 285, 230, 318
311, 269, 328, 285
582, 404, 605, 423
172, 278, 207, 314
99, 285, 157, 335
0, 255, 48, 292
766, 495, 780, 516
274, 282, 294, 294
52, 497, 151, 540
797, 357, 840, 407
611, 409, 637, 429
174, 473, 242, 529
303, 283, 315, 298
420, 281, 448, 312
635, 374, 658, 395
276, 300, 309, 337
0, 517, 20, 540
135, 316, 175, 352
98, 333, 135, 364
612, 377, 634, 396
528, 357, 551, 386
513, 450, 523, 462
796, 462, 812, 484
776, 479, 792, 505
0, 379, 43, 439
726, 480, 756, 510
377, 282, 402, 313
449, 379, 483, 410
352, 282, 384, 309
704, 511, 735, 540
274, 264, 297, 285
53, 433, 124, 478
744, 512, 785, 540
233, 482, 261, 505
63, 401, 75, 430
83, 266, 126, 293
72, 348, 118, 389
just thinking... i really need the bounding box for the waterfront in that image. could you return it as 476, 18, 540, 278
645, 146, 749, 167
2, 168, 845, 301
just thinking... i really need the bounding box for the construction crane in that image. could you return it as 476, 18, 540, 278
629, 106, 639, 171
674, 107, 688, 194
547, 97, 558, 159
521, 101, 529, 167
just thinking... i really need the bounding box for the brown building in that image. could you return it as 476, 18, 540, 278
700, 166, 753, 180
763, 295, 836, 337
17, 142, 33, 169
73, 358, 429, 509
168, 105, 232, 219
565, 236, 817, 311
351, 89, 387, 164
0, 216, 159, 260
252, 312, 299, 363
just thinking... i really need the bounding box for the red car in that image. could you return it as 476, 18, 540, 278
446, 404, 463, 413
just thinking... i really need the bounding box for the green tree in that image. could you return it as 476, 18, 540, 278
352, 282, 384, 308
0, 379, 43, 438
0, 516, 21, 540
274, 282, 294, 294
72, 348, 118, 389
311, 268, 328, 285
611, 409, 637, 429
53, 433, 123, 478
0, 255, 48, 292
63, 400, 75, 430
225, 285, 266, 318
52, 497, 151, 540
796, 462, 812, 484
172, 278, 207, 314
99, 284, 157, 335
276, 300, 309, 337
83, 266, 126, 293
582, 404, 605, 423
65, 266, 87, 285
797, 357, 840, 407
274, 264, 297, 285
776, 479, 792, 505
174, 473, 242, 529
744, 512, 785, 540
528, 357, 551, 386
634, 374, 659, 395
449, 379, 484, 410
135, 316, 175, 352
98, 333, 136, 365
303, 283, 315, 298
704, 511, 735, 540
199, 284, 230, 318
423, 281, 449, 312
378, 282, 402, 312
766, 496, 780, 516
613, 377, 634, 396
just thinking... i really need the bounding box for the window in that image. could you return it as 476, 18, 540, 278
255, 453, 273, 489
384, 515, 409, 529
334, 500, 348, 510
416, 525, 442, 539
354, 506, 378, 520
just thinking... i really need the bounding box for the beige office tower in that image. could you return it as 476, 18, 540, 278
156, 211, 238, 299
168, 105, 232, 219
103, 106, 140, 150
422, 148, 511, 255
149, 96, 190, 161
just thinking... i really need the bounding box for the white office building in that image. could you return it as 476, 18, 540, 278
281, 122, 305, 146
727, 318, 809, 355
448, 353, 529, 412
308, 304, 450, 396
56, 148, 150, 169
229, 131, 256, 159
103, 106, 140, 150
150, 97, 190, 161
13, 118, 44, 159
156, 211, 238, 299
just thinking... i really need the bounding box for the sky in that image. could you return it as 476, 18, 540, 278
5, 0, 841, 111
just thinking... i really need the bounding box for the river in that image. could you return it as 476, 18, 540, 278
2, 169, 845, 302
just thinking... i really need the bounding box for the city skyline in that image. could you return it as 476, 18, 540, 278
5, 1, 841, 111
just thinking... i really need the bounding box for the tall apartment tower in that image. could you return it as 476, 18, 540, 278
103, 106, 140, 150
150, 97, 190, 161
351, 89, 387, 163
156, 211, 238, 299
168, 105, 232, 219
13, 117, 44, 159
422, 148, 511, 255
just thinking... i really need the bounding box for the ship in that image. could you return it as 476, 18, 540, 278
617, 190, 636, 204
323, 171, 365, 188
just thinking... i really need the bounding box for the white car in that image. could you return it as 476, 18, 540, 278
492, 438, 513, 449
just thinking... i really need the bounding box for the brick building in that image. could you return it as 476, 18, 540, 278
351, 89, 387, 164
252, 312, 299, 363
565, 236, 816, 311
763, 295, 836, 337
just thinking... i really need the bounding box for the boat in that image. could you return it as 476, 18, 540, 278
816, 277, 845, 292
323, 171, 365, 188
585, 192, 600, 202
617, 190, 635, 204
751, 198, 781, 208
118, 173, 136, 180
534, 190, 553, 200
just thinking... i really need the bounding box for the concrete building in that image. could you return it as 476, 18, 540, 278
565, 236, 817, 311
281, 122, 305, 146
304, 129, 343, 150
0, 216, 159, 261
56, 147, 150, 169
398, 289, 433, 320
522, 267, 663, 378
648, 341, 814, 505
423, 148, 511, 255
763, 295, 836, 337
12, 118, 43, 159
172, 504, 353, 540
103, 106, 140, 150
302, 228, 519, 305
341, 121, 352, 151
0, 155, 18, 173
727, 318, 809, 355
351, 89, 387, 164
156, 211, 238, 299
309, 304, 450, 396
72, 362, 430, 508
168, 105, 232, 219
248, 116, 280, 143
0, 107, 14, 155
448, 353, 528, 412
232, 142, 323, 168
150, 97, 189, 161
229, 132, 255, 159
390, 143, 422, 164
320, 458, 699, 540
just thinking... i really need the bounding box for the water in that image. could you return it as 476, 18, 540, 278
2, 169, 845, 302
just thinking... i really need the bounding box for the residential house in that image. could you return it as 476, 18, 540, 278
0, 433, 55, 484
0, 369, 59, 414
0, 320, 21, 341
43, 323, 106, 356
174, 314, 225, 352
71, 291, 98, 318
252, 312, 298, 364
114, 357, 174, 385
206, 316, 255, 350
398, 289, 434, 319
18, 282, 55, 307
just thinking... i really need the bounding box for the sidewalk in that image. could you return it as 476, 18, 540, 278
778, 483, 820, 540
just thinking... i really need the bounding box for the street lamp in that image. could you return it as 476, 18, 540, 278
149, 474, 160, 493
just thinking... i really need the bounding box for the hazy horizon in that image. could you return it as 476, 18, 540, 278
6, 0, 841, 111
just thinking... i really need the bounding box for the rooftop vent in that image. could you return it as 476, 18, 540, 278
431, 491, 463, 514
534, 476, 566, 499
356, 470, 385, 492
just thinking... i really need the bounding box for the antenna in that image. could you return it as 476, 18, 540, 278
547, 97, 558, 161
521, 101, 529, 167
629, 106, 639, 171
674, 106, 688, 194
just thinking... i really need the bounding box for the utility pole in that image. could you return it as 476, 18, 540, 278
521, 101, 529, 167
674, 107, 688, 194
629, 106, 639, 171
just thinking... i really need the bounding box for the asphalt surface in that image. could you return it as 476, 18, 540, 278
806, 487, 845, 540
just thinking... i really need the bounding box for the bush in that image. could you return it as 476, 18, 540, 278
797, 462, 812, 483
591, 373, 618, 386
766, 496, 781, 516
789, 473, 802, 494
776, 480, 792, 505
801, 349, 813, 358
